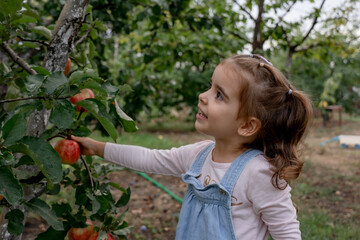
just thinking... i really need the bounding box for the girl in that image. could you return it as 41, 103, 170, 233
72, 54, 312, 240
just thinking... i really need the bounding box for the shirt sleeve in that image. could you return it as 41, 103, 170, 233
104, 140, 213, 177
247, 157, 301, 240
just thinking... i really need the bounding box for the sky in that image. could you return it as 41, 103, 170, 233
283, 0, 360, 25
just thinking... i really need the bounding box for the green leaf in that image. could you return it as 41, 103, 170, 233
113, 226, 132, 236
25, 198, 64, 231
40, 127, 59, 140
94, 195, 110, 215
102, 82, 120, 95
76, 99, 98, 113
46, 183, 60, 195
79, 79, 107, 99
32, 66, 51, 75
86, 193, 100, 214
25, 74, 45, 93
52, 203, 72, 218
31, 26, 52, 40
69, 69, 102, 85
89, 40, 95, 60
0, 166, 23, 205
0, 0, 23, 17
35, 226, 68, 240
0, 150, 16, 166
5, 209, 24, 235
8, 137, 63, 187
23, 41, 38, 48
115, 187, 131, 207
2, 112, 26, 145
43, 71, 68, 95
114, 101, 138, 132
22, 9, 39, 20
75, 185, 89, 206
49, 99, 75, 129
11, 15, 37, 24
71, 126, 92, 137
77, 99, 118, 142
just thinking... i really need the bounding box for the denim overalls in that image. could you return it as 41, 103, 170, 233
176, 143, 262, 240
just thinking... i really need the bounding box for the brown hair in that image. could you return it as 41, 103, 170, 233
221, 54, 313, 190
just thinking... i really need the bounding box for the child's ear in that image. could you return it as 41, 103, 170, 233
237, 117, 261, 137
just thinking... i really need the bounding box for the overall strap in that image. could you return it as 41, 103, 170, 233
186, 142, 215, 177
220, 149, 263, 193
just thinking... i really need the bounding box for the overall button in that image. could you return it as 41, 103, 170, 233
219, 189, 226, 195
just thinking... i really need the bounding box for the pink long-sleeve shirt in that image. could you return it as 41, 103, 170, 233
104, 140, 301, 240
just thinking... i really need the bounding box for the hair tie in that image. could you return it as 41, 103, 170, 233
259, 62, 264, 67
288, 89, 293, 95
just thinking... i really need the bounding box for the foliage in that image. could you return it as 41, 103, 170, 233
0, 0, 136, 238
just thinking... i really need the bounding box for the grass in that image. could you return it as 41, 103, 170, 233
290, 115, 360, 239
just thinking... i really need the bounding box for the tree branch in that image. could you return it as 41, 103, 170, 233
280, 25, 290, 45
295, 42, 323, 53
274, 0, 297, 27
232, 0, 255, 21
0, 96, 69, 104
17, 35, 49, 47
227, 30, 251, 44
73, 21, 97, 49
262, 1, 297, 43
300, 0, 326, 45
0, 42, 37, 75
80, 155, 95, 194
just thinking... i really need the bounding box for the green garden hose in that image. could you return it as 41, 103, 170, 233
135, 171, 184, 203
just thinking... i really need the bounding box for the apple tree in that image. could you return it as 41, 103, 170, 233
0, 0, 137, 239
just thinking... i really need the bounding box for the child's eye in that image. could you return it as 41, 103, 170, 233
216, 91, 223, 100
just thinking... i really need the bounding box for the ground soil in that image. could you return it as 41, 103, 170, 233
20, 118, 360, 239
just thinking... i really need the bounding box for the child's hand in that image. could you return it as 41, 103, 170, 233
71, 135, 106, 158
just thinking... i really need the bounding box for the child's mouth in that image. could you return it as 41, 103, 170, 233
197, 108, 208, 119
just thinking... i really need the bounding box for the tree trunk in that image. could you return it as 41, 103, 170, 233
252, 0, 265, 53
285, 46, 296, 78
0, 1, 90, 239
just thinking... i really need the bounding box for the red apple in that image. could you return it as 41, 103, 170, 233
64, 58, 71, 76
68, 220, 94, 240
0, 195, 3, 200
69, 88, 95, 112
54, 139, 80, 164
88, 232, 114, 240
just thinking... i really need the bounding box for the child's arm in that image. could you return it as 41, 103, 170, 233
71, 135, 212, 177
71, 135, 105, 158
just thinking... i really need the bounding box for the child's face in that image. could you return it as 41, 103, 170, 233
195, 64, 244, 140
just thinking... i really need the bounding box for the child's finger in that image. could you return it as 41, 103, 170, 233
71, 135, 83, 142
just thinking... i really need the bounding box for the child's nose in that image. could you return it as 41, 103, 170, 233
199, 91, 208, 104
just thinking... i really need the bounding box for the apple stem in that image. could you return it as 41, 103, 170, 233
46, 133, 68, 141
80, 155, 95, 193
77, 108, 85, 121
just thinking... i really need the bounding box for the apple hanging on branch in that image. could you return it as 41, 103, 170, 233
64, 58, 72, 76
68, 219, 94, 240
69, 88, 95, 112
54, 139, 81, 164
